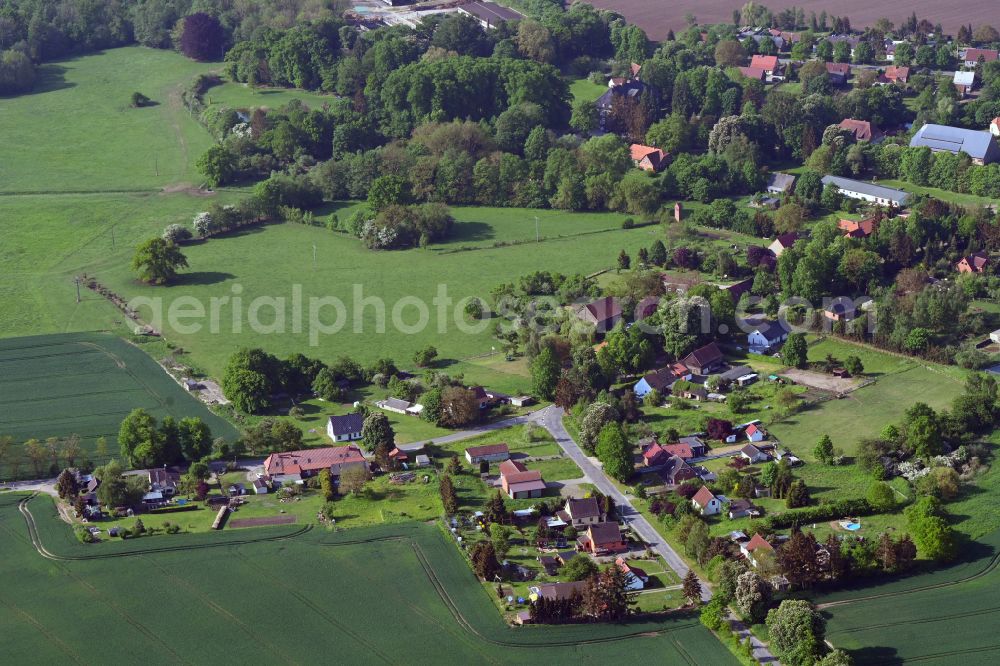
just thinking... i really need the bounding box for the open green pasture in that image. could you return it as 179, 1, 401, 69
92, 209, 661, 378
0, 47, 214, 193
0, 493, 736, 664
0, 333, 237, 475
203, 78, 335, 111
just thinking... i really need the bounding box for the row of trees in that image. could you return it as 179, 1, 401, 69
117, 408, 213, 468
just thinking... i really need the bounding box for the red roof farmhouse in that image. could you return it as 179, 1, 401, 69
499, 460, 546, 499
464, 443, 510, 464
263, 446, 367, 482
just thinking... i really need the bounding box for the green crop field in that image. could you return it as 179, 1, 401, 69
0, 492, 736, 664
814, 527, 1000, 664
0, 333, 237, 476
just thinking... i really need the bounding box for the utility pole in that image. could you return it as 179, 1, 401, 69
111, 225, 115, 249
312, 244, 317, 269
534, 216, 539, 242
73, 276, 81, 303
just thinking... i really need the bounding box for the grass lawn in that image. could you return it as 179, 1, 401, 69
0, 47, 215, 192
567, 76, 608, 103
878, 179, 1000, 208
203, 78, 335, 111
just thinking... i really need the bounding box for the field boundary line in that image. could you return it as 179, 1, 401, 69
0, 591, 87, 664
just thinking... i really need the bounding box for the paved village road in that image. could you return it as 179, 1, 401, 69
533, 405, 779, 665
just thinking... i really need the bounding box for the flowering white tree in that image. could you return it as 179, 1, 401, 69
192, 211, 212, 237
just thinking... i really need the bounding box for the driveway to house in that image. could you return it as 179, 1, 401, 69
534, 405, 779, 665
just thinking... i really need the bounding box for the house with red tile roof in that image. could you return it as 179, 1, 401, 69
839, 118, 882, 143
741, 533, 774, 567
750, 54, 783, 81
499, 460, 546, 499
957, 251, 990, 274
658, 455, 697, 486
878, 65, 909, 85
768, 231, 800, 257
963, 48, 999, 67
577, 521, 627, 555
629, 143, 670, 172
263, 446, 367, 483
642, 441, 669, 467
825, 62, 850, 86
739, 66, 766, 81
615, 557, 649, 590
838, 217, 877, 238
692, 486, 721, 515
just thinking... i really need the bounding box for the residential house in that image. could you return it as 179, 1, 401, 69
821, 175, 912, 207
469, 386, 490, 409
768, 231, 800, 257
825, 62, 850, 86
720, 365, 758, 387
727, 499, 760, 519
641, 441, 670, 467
574, 296, 623, 334
414, 454, 431, 468
537, 581, 586, 601
738, 66, 766, 81
595, 79, 658, 130
671, 379, 708, 401
824, 301, 858, 322
263, 445, 367, 483
457, 1, 522, 29
741, 533, 774, 567
692, 486, 721, 515
577, 521, 627, 555
630, 62, 642, 78
749, 54, 783, 81
838, 217, 877, 238
740, 443, 769, 463
510, 395, 534, 408
878, 65, 909, 85
616, 557, 649, 591
629, 143, 670, 172
747, 321, 789, 353
499, 460, 546, 499
252, 478, 269, 494
838, 118, 883, 143
388, 447, 408, 466
560, 497, 604, 527
633, 364, 688, 398
957, 251, 990, 274
327, 413, 364, 443
664, 436, 708, 459
464, 443, 510, 465
659, 455, 697, 486
910, 124, 1000, 165
720, 278, 754, 302
766, 172, 796, 194
826, 34, 861, 56
376, 397, 412, 415
963, 48, 999, 67
954, 70, 976, 97
774, 449, 803, 466
745, 424, 767, 443
148, 468, 180, 497
681, 342, 725, 375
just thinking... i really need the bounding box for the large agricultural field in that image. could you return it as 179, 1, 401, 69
587, 0, 992, 40
0, 492, 737, 665
0, 333, 237, 474
814, 527, 1000, 664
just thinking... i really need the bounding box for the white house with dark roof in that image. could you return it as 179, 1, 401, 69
327, 413, 364, 443
747, 320, 789, 353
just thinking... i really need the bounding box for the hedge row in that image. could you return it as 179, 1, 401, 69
147, 504, 202, 514
754, 498, 872, 530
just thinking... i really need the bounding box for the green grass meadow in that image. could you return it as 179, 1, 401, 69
0, 492, 736, 664
0, 332, 238, 475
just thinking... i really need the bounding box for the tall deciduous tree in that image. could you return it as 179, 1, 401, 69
180, 13, 225, 61
131, 237, 188, 285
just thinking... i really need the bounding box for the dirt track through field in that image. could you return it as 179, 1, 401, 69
587, 0, 993, 40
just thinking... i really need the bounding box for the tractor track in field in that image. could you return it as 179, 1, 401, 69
0, 591, 87, 664
827, 604, 1000, 635
817, 545, 1000, 610
15, 495, 705, 653
318, 530, 703, 648
142, 555, 296, 665
226, 546, 395, 664
903, 644, 1000, 662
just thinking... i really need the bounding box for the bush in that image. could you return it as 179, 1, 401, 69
131, 92, 152, 107
758, 498, 872, 530
163, 224, 193, 244
622, 217, 635, 229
